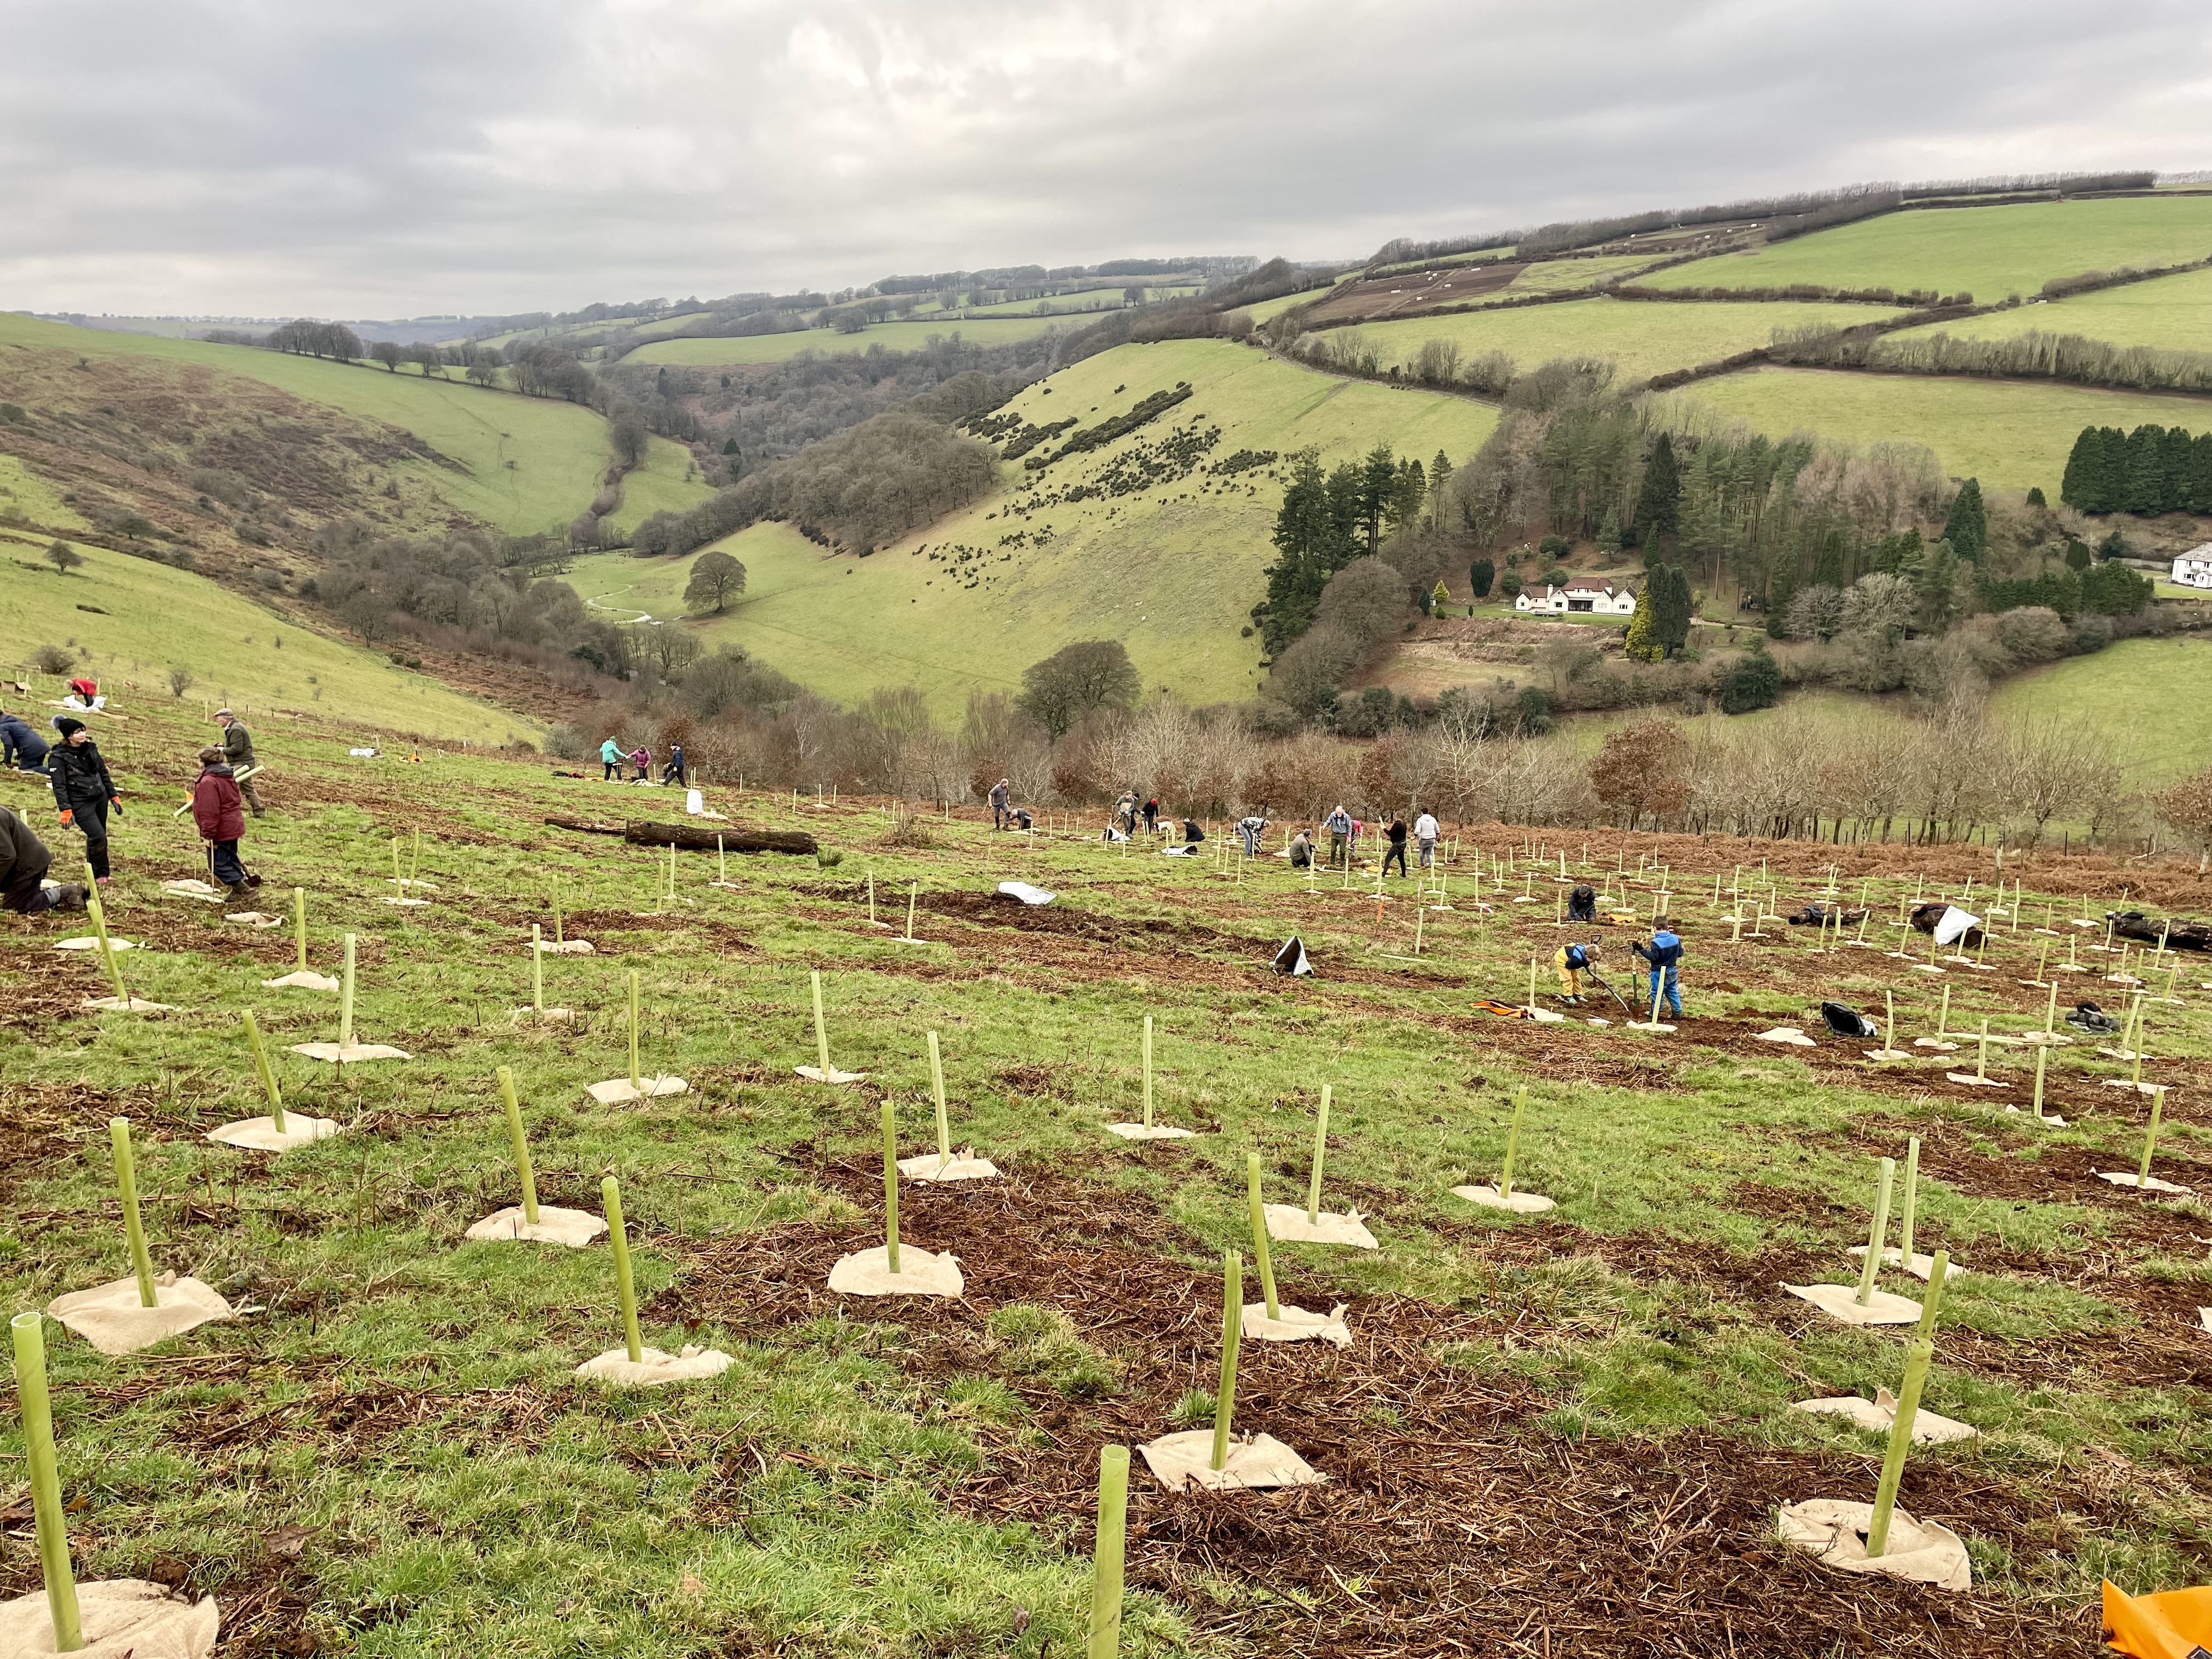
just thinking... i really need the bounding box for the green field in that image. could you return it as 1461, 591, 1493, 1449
0, 539, 539, 742
606, 436, 714, 534
0, 313, 661, 535
1504, 255, 1672, 294
1648, 197, 2212, 301
1888, 266, 2212, 356
1351, 298, 1907, 383
627, 318, 1068, 368
1238, 284, 1336, 324
1991, 635, 2212, 782
1, 698, 2205, 1655
0, 452, 88, 531
571, 340, 1496, 712
1670, 365, 2212, 496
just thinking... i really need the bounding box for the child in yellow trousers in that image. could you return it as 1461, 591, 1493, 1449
1555, 939, 1601, 1005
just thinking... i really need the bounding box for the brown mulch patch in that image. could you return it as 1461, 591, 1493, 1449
653, 1163, 2103, 1658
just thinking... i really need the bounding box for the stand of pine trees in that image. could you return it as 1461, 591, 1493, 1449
1255, 445, 1436, 652
2059, 424, 2212, 515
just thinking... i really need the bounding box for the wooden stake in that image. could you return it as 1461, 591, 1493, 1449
109, 1118, 156, 1308
905, 882, 918, 942
867, 870, 876, 925
927, 1030, 950, 1163
1086, 1446, 1130, 1659
1130, 1012, 1153, 1126
291, 885, 307, 971
531, 924, 545, 1014
601, 1176, 642, 1363
1211, 1250, 1241, 1473
718, 836, 727, 885
10, 1313, 82, 1654
811, 972, 831, 1075
1935, 985, 1949, 1037
1974, 1018, 1990, 1082
554, 886, 564, 946
626, 969, 642, 1089
1854, 1158, 1895, 1307
241, 1009, 286, 1134
2032, 1044, 2049, 1119
1246, 1152, 1279, 1321
1306, 1084, 1333, 1223
1897, 1137, 1920, 1268
498, 1065, 540, 1225
338, 933, 358, 1049
882, 1097, 901, 1274
1883, 989, 1895, 1051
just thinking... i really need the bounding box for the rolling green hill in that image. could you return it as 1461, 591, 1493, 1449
1665, 365, 2212, 496
1645, 196, 2212, 300
0, 537, 539, 743
0, 312, 708, 536
1341, 297, 1908, 383
1991, 636, 2212, 781
570, 339, 1496, 713
1887, 264, 2212, 354
626, 317, 1068, 367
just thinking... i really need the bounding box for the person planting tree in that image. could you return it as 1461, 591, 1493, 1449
0, 804, 84, 915
215, 707, 265, 816
190, 744, 253, 901
600, 735, 623, 781
1382, 815, 1409, 878
1633, 921, 1686, 1019
1554, 938, 1602, 1005
47, 716, 121, 885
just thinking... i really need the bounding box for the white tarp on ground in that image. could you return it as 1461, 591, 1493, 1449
1933, 906, 1981, 947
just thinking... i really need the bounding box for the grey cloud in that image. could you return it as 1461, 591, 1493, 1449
1, 0, 2206, 315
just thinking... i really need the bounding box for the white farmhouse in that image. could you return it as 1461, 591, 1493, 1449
1514, 579, 1637, 617
2172, 545, 2212, 590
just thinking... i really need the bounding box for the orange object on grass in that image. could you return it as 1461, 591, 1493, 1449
2105, 1578, 2212, 1658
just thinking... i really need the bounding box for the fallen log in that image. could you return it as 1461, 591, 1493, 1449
544, 816, 817, 856
2109, 910, 2212, 951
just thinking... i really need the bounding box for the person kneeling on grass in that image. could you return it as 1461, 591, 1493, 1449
1288, 829, 1313, 870
1554, 939, 1601, 1005
1632, 922, 1684, 1018
190, 745, 254, 901
0, 804, 85, 915
1182, 816, 1204, 845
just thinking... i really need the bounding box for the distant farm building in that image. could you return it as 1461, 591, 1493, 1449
1515, 579, 1638, 616
2172, 546, 2212, 590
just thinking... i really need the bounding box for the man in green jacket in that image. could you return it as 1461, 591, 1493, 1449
215, 708, 265, 816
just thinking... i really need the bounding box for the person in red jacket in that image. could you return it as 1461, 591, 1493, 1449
190, 744, 252, 900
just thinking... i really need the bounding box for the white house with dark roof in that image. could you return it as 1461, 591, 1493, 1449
2173, 545, 2212, 590
1514, 579, 1637, 617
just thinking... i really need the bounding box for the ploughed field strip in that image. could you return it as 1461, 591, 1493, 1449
0, 702, 2207, 1652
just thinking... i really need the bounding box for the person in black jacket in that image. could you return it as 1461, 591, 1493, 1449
47, 716, 121, 883
1, 709, 49, 772
1382, 817, 1409, 878
0, 805, 84, 914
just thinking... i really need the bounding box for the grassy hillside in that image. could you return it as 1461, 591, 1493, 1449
571, 340, 1496, 712
1667, 365, 2212, 496
1347, 298, 1907, 383
628, 318, 1066, 368
1888, 266, 2212, 355
1991, 636, 2212, 782
606, 436, 712, 534
0, 538, 539, 742
0, 313, 675, 535
1646, 197, 2212, 300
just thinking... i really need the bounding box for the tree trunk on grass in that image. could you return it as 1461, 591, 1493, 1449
544, 816, 818, 855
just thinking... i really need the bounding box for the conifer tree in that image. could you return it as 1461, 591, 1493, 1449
1469, 557, 1494, 598
1623, 586, 1662, 662
2059, 426, 2097, 510
1940, 478, 1986, 560
2124, 425, 2169, 515
1632, 432, 1681, 546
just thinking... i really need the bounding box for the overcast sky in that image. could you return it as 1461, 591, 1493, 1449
3, 0, 2208, 319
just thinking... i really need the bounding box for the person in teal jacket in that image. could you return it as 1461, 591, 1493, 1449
600, 736, 622, 781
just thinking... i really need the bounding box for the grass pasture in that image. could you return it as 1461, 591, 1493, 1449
0, 541, 540, 743
1991, 635, 2212, 782
574, 340, 1497, 712
2, 697, 2210, 1654
1351, 298, 1908, 384
626, 318, 1069, 368
0, 314, 638, 535
1889, 265, 2212, 357
1645, 196, 2212, 303
1668, 365, 2212, 497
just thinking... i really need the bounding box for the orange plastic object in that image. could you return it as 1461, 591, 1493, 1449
2105, 1579, 2212, 1658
